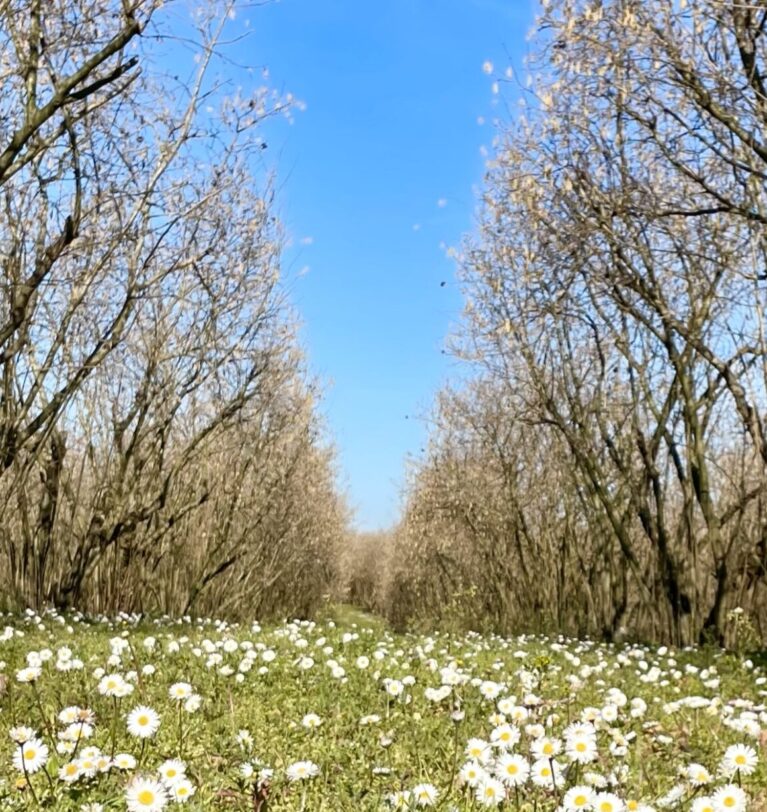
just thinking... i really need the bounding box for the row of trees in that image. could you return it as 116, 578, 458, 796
381, 0, 767, 645
0, 0, 346, 619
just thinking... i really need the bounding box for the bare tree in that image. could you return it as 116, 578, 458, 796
387, 0, 767, 645
0, 1, 347, 619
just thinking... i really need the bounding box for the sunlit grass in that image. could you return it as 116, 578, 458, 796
0, 608, 765, 810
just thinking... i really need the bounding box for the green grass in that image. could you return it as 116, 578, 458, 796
0, 608, 765, 810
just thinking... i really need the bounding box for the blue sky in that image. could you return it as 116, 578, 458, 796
230, 0, 534, 530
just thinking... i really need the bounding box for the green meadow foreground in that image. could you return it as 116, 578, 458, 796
0, 610, 765, 810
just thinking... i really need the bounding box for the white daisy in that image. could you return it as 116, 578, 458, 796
720, 744, 758, 777
475, 775, 506, 806
125, 776, 168, 811
711, 784, 748, 812
286, 760, 319, 781
126, 705, 161, 739
12, 738, 48, 773
564, 786, 597, 810
412, 783, 439, 806
170, 778, 195, 803
495, 752, 530, 787
158, 758, 186, 786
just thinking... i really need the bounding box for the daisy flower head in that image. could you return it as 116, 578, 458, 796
509, 705, 529, 724
594, 792, 625, 812
59, 706, 84, 724
691, 798, 715, 812
59, 761, 81, 782
183, 694, 202, 713
531, 736, 562, 759
126, 705, 161, 738
302, 713, 322, 729
95, 753, 112, 772
564, 721, 598, 740
286, 760, 319, 781
687, 763, 712, 786
564, 785, 597, 810
12, 737, 48, 773
169, 682, 193, 701
600, 704, 619, 723
9, 726, 35, 745
566, 732, 598, 764
711, 784, 748, 812
720, 744, 758, 777
125, 775, 168, 812
491, 723, 520, 749
480, 680, 502, 700
475, 775, 506, 806
236, 729, 254, 749
460, 760, 488, 787
76, 755, 98, 778
531, 757, 565, 789
98, 673, 126, 697
412, 782, 439, 806
16, 666, 41, 683
465, 737, 492, 764
170, 778, 195, 803
158, 758, 186, 786
114, 753, 137, 770
495, 752, 530, 787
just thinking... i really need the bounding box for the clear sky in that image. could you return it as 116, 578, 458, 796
230, 0, 534, 530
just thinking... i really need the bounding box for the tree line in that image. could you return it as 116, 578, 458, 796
0, 0, 346, 619
346, 0, 767, 646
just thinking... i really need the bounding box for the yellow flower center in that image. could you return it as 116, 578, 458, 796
541, 767, 551, 777
23, 749, 35, 760
735, 755, 746, 765
138, 789, 155, 805
724, 799, 736, 809
507, 764, 518, 774
575, 795, 587, 806
600, 803, 613, 812
66, 765, 77, 775
576, 742, 587, 752
167, 769, 176, 778
138, 715, 149, 726
543, 743, 553, 754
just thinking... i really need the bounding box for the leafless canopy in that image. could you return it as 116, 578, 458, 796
0, 0, 346, 618
384, 0, 767, 645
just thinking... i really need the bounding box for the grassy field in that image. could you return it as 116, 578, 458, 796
0, 609, 765, 810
